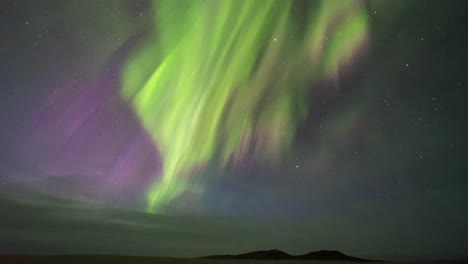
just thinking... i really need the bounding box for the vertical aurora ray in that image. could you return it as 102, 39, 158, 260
121, 0, 369, 212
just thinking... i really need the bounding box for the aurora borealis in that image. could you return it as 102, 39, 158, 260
122, 0, 369, 211
1, 0, 468, 261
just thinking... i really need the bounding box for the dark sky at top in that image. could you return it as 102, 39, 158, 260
0, 0, 467, 261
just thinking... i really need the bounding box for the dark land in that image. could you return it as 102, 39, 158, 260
202, 249, 373, 261
2, 250, 467, 264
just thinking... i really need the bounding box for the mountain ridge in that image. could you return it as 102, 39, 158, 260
201, 249, 377, 261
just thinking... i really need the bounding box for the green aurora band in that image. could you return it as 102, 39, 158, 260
121, 0, 369, 212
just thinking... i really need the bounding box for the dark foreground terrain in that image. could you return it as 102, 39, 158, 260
1, 256, 466, 264
202, 249, 372, 261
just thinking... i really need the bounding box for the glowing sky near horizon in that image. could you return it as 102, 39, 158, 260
122, 0, 369, 211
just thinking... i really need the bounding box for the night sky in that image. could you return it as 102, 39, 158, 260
0, 0, 467, 261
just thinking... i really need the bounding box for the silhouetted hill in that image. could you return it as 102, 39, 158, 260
202, 249, 294, 260
297, 250, 371, 261
236, 249, 294, 260
202, 249, 373, 261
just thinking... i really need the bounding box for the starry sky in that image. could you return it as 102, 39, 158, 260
0, 0, 467, 261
